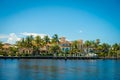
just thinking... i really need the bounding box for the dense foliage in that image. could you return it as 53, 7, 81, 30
0, 34, 120, 57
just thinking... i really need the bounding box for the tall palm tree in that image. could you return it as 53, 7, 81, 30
90, 40, 98, 53
44, 35, 50, 44
33, 36, 41, 54
101, 43, 110, 58
70, 41, 79, 55
33, 35, 45, 55
25, 36, 33, 48
34, 36, 42, 46
97, 45, 103, 53
30, 35, 34, 41
112, 43, 119, 58
9, 46, 18, 56
51, 34, 59, 44
49, 44, 60, 56
16, 38, 25, 48
0, 41, 3, 55
0, 41, 3, 49
43, 35, 50, 53
84, 40, 91, 54
16, 38, 26, 55
22, 35, 34, 54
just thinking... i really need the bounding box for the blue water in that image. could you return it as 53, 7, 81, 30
0, 59, 120, 80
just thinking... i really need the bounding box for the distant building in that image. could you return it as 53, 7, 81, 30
2, 43, 12, 49
59, 37, 71, 53
18, 48, 33, 54
17, 37, 84, 54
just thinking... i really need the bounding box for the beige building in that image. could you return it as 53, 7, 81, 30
59, 37, 83, 53
18, 37, 83, 54
59, 37, 71, 52
2, 43, 11, 49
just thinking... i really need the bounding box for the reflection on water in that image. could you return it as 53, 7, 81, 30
0, 59, 120, 80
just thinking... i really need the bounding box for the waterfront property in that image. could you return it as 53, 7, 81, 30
59, 37, 71, 52
0, 34, 120, 58
16, 36, 84, 56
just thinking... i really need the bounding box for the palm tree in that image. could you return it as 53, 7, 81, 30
0, 41, 3, 55
51, 34, 59, 44
84, 40, 91, 54
0, 41, 3, 49
97, 44, 103, 56
112, 43, 119, 58
70, 41, 79, 56
16, 38, 25, 48
118, 43, 120, 57
24, 35, 34, 54
16, 38, 27, 55
30, 35, 34, 41
44, 35, 50, 44
33, 36, 41, 55
94, 39, 100, 54
33, 35, 45, 55
49, 44, 60, 57
25, 36, 33, 48
9, 46, 18, 56
101, 43, 110, 58
43, 35, 50, 53
90, 41, 97, 52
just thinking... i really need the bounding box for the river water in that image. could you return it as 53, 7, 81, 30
0, 59, 120, 80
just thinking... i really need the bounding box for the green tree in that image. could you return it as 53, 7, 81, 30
70, 41, 79, 54
16, 38, 25, 48
90, 41, 97, 52
84, 40, 91, 54
43, 35, 50, 53
49, 44, 60, 56
101, 43, 110, 57
44, 35, 50, 44
0, 41, 3, 49
25, 35, 33, 48
9, 47, 18, 56
33, 36, 45, 55
0, 41, 3, 55
24, 35, 34, 54
51, 34, 59, 44
112, 43, 119, 58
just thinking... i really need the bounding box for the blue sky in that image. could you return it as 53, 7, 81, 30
0, 0, 120, 44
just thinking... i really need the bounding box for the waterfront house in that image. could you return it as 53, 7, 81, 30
2, 43, 12, 49
17, 37, 84, 55
59, 37, 71, 53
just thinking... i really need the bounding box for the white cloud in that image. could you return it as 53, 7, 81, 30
7, 33, 21, 44
20, 32, 49, 38
0, 32, 51, 44
0, 33, 21, 44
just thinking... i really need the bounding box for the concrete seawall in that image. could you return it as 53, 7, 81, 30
0, 56, 120, 60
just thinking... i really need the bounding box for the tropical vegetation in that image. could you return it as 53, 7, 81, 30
0, 34, 120, 58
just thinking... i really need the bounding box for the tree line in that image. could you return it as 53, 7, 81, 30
0, 34, 120, 57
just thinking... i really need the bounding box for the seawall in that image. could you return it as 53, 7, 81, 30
0, 56, 120, 60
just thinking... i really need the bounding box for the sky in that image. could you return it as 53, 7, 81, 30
0, 0, 120, 44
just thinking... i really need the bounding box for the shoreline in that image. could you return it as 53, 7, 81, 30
0, 56, 120, 60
